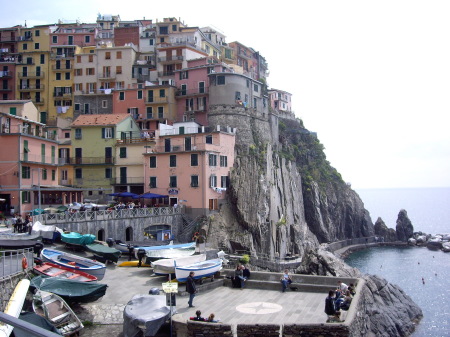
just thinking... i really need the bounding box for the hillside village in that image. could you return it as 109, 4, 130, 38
0, 14, 295, 217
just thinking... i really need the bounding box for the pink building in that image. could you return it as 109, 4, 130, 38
268, 88, 292, 114
143, 122, 236, 216
175, 57, 232, 125
0, 100, 82, 216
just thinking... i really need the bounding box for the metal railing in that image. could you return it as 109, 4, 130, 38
0, 312, 60, 337
34, 206, 181, 224
0, 248, 33, 278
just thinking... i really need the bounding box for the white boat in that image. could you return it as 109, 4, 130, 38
32, 291, 83, 336
0, 232, 41, 241
152, 254, 207, 275
134, 242, 196, 261
175, 258, 223, 282
0, 279, 30, 337
41, 248, 106, 281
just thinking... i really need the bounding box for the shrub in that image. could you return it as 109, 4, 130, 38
239, 254, 250, 265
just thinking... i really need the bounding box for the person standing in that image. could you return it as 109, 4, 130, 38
186, 271, 197, 307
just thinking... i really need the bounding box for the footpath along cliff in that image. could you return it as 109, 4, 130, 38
205, 106, 422, 337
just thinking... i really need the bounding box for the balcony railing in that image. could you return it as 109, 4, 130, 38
50, 53, 75, 59
18, 84, 45, 91
75, 89, 114, 95
1, 125, 57, 140
20, 153, 58, 164
112, 176, 144, 185
0, 70, 13, 77
32, 98, 45, 105
150, 143, 214, 153
53, 92, 72, 97
176, 88, 208, 96
52, 64, 72, 70
0, 86, 12, 91
18, 72, 45, 79
157, 55, 183, 62
70, 157, 115, 165
116, 136, 155, 144
157, 71, 175, 77
98, 72, 116, 80
145, 96, 169, 104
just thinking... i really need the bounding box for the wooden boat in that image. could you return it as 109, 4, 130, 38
0, 279, 30, 337
134, 242, 196, 261
61, 232, 95, 246
0, 232, 41, 241
0, 239, 38, 249
41, 248, 106, 281
33, 261, 98, 282
175, 258, 223, 282
152, 254, 206, 275
32, 290, 83, 336
30, 276, 107, 303
85, 243, 121, 263
118, 260, 151, 267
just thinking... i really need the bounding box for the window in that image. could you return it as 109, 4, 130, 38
102, 100, 107, 108
169, 176, 177, 188
158, 107, 163, 118
159, 26, 168, 35
34, 43, 39, 49
209, 199, 218, 210
102, 127, 113, 139
169, 155, 176, 167
105, 52, 111, 60
52, 170, 56, 181
40, 54, 45, 64
75, 128, 82, 139
149, 39, 154, 45
22, 166, 30, 179
149, 156, 156, 168
35, 30, 40, 37
206, 135, 213, 144
199, 81, 205, 93
42, 169, 47, 180
74, 103, 80, 111
23, 43, 28, 50
87, 68, 95, 75
65, 72, 70, 80
220, 155, 228, 167
254, 84, 259, 92
105, 168, 112, 178
75, 69, 82, 76
191, 153, 198, 166
179, 71, 188, 80
119, 147, 127, 158
172, 24, 177, 32
221, 176, 229, 188
116, 51, 122, 59
56, 73, 61, 80
41, 144, 46, 163
116, 66, 122, 74
88, 55, 93, 62
209, 154, 217, 166
137, 90, 143, 99
146, 107, 153, 119
235, 91, 241, 100
85, 36, 90, 43
159, 89, 165, 98
217, 75, 225, 85
149, 177, 157, 188
22, 191, 30, 203
76, 55, 81, 63
52, 36, 57, 43
75, 168, 82, 179
147, 90, 154, 102
191, 175, 199, 187
253, 98, 257, 108
210, 175, 217, 187
119, 92, 125, 100
246, 79, 250, 88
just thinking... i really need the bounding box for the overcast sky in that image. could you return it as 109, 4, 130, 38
2, 0, 450, 189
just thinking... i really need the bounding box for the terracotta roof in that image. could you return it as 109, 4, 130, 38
72, 114, 130, 127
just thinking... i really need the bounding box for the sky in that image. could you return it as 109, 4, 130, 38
2, 0, 450, 189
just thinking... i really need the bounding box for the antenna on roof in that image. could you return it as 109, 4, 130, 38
24, 20, 27, 28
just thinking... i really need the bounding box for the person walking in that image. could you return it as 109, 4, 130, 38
186, 271, 197, 307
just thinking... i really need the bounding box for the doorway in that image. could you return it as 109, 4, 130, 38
125, 227, 133, 241
97, 229, 105, 242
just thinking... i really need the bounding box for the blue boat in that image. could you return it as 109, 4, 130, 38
134, 241, 196, 261
41, 248, 106, 281
175, 258, 223, 282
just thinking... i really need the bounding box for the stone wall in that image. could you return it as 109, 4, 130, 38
237, 323, 280, 337
0, 272, 26, 312
186, 320, 232, 336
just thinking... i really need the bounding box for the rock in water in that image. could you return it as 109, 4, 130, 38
396, 209, 414, 241
374, 217, 397, 242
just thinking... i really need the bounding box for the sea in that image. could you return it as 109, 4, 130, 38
345, 187, 450, 337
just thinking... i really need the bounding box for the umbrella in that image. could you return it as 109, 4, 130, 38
57, 205, 68, 213
44, 207, 58, 214
31, 208, 45, 215
139, 192, 168, 199
110, 192, 139, 198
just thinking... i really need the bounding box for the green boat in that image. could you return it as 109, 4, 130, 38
85, 243, 122, 263
30, 275, 107, 303
61, 232, 96, 246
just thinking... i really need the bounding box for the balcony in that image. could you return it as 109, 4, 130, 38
18, 72, 45, 79
157, 71, 175, 77
18, 35, 33, 41
98, 72, 116, 80
157, 55, 183, 63
145, 96, 169, 104
176, 88, 208, 97
75, 89, 114, 95
0, 86, 12, 91
32, 98, 45, 105
112, 176, 144, 185
0, 70, 13, 77
18, 84, 45, 91
20, 153, 58, 165
50, 53, 75, 59
53, 92, 72, 98
70, 157, 115, 165
116, 136, 155, 144
52, 64, 72, 70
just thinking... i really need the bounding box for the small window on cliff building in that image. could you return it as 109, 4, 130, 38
217, 76, 225, 85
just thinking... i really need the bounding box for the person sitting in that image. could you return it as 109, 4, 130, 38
334, 288, 345, 309
280, 269, 292, 292
207, 313, 219, 323
234, 264, 246, 289
339, 290, 353, 311
242, 265, 251, 279
348, 283, 356, 296
190, 310, 205, 321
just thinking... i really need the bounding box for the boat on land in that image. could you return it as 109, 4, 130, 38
32, 290, 83, 336
33, 261, 98, 282
175, 258, 223, 282
0, 232, 41, 241
0, 279, 30, 337
30, 276, 107, 303
152, 254, 206, 275
0, 239, 38, 249
118, 260, 151, 267
134, 241, 196, 261
41, 248, 106, 280
85, 243, 121, 263
61, 232, 95, 246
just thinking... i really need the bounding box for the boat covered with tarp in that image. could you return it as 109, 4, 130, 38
61, 232, 95, 246
31, 221, 60, 242
123, 294, 173, 337
85, 243, 122, 263
30, 275, 107, 303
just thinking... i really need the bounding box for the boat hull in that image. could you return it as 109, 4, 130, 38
134, 242, 196, 260
41, 248, 106, 281
152, 254, 206, 275
33, 262, 98, 282
0, 279, 30, 337
175, 258, 223, 282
